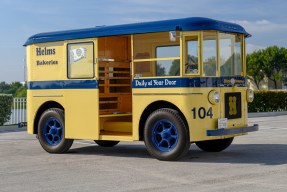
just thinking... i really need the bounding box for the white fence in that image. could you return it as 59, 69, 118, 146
5, 97, 27, 125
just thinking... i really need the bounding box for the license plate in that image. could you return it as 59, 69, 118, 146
218, 118, 228, 129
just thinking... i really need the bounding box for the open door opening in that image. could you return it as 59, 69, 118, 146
97, 35, 133, 140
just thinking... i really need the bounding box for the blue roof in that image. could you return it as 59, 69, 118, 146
24, 17, 250, 46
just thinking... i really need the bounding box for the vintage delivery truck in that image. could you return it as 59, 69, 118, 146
24, 17, 258, 160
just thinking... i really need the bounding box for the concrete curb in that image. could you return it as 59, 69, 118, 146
248, 111, 287, 118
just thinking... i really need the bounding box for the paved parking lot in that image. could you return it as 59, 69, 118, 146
0, 116, 287, 192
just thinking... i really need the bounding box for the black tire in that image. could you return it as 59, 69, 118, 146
94, 140, 119, 147
144, 108, 190, 161
38, 108, 73, 153
195, 137, 234, 152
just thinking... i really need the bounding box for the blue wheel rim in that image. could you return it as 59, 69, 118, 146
43, 117, 63, 146
151, 119, 179, 152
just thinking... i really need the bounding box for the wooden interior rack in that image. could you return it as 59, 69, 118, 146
98, 61, 132, 115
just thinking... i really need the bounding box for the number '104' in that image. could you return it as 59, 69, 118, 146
192, 107, 213, 119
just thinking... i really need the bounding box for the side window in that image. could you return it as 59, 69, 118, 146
67, 42, 94, 79
133, 32, 180, 77
185, 36, 199, 74
156, 46, 180, 76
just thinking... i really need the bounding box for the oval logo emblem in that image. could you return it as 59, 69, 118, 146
230, 78, 236, 86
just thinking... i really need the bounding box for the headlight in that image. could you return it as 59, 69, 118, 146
208, 90, 220, 105
247, 89, 254, 102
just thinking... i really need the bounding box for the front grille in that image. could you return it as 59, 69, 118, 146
225, 92, 242, 119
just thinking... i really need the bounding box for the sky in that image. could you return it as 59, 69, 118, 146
0, 0, 287, 82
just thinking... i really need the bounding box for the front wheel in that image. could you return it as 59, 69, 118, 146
144, 108, 190, 161
94, 140, 119, 147
195, 137, 234, 152
38, 108, 73, 153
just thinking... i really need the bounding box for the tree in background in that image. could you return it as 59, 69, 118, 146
247, 46, 287, 89
0, 82, 27, 97
204, 56, 216, 76
169, 59, 180, 76
262, 46, 287, 89
246, 50, 265, 89
156, 63, 166, 76
0, 94, 13, 125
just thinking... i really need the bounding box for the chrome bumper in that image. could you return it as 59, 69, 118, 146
206, 124, 259, 136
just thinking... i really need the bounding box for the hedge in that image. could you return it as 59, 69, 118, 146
0, 94, 13, 125
248, 91, 287, 112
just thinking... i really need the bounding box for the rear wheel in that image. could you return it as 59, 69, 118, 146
195, 137, 234, 152
94, 140, 119, 147
38, 108, 73, 153
144, 108, 190, 161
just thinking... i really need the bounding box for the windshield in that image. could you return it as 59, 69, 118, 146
202, 32, 217, 76
219, 33, 243, 76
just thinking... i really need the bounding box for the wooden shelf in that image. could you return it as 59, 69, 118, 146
99, 101, 118, 104
99, 84, 130, 87
99, 113, 132, 118
99, 77, 131, 80
99, 62, 131, 68
98, 62, 132, 114
100, 70, 130, 74
99, 93, 130, 97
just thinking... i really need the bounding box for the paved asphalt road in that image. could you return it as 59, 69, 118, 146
0, 116, 286, 192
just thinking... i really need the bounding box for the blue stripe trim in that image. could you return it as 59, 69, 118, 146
27, 80, 98, 90
206, 124, 259, 136
132, 77, 246, 88
28, 77, 245, 90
